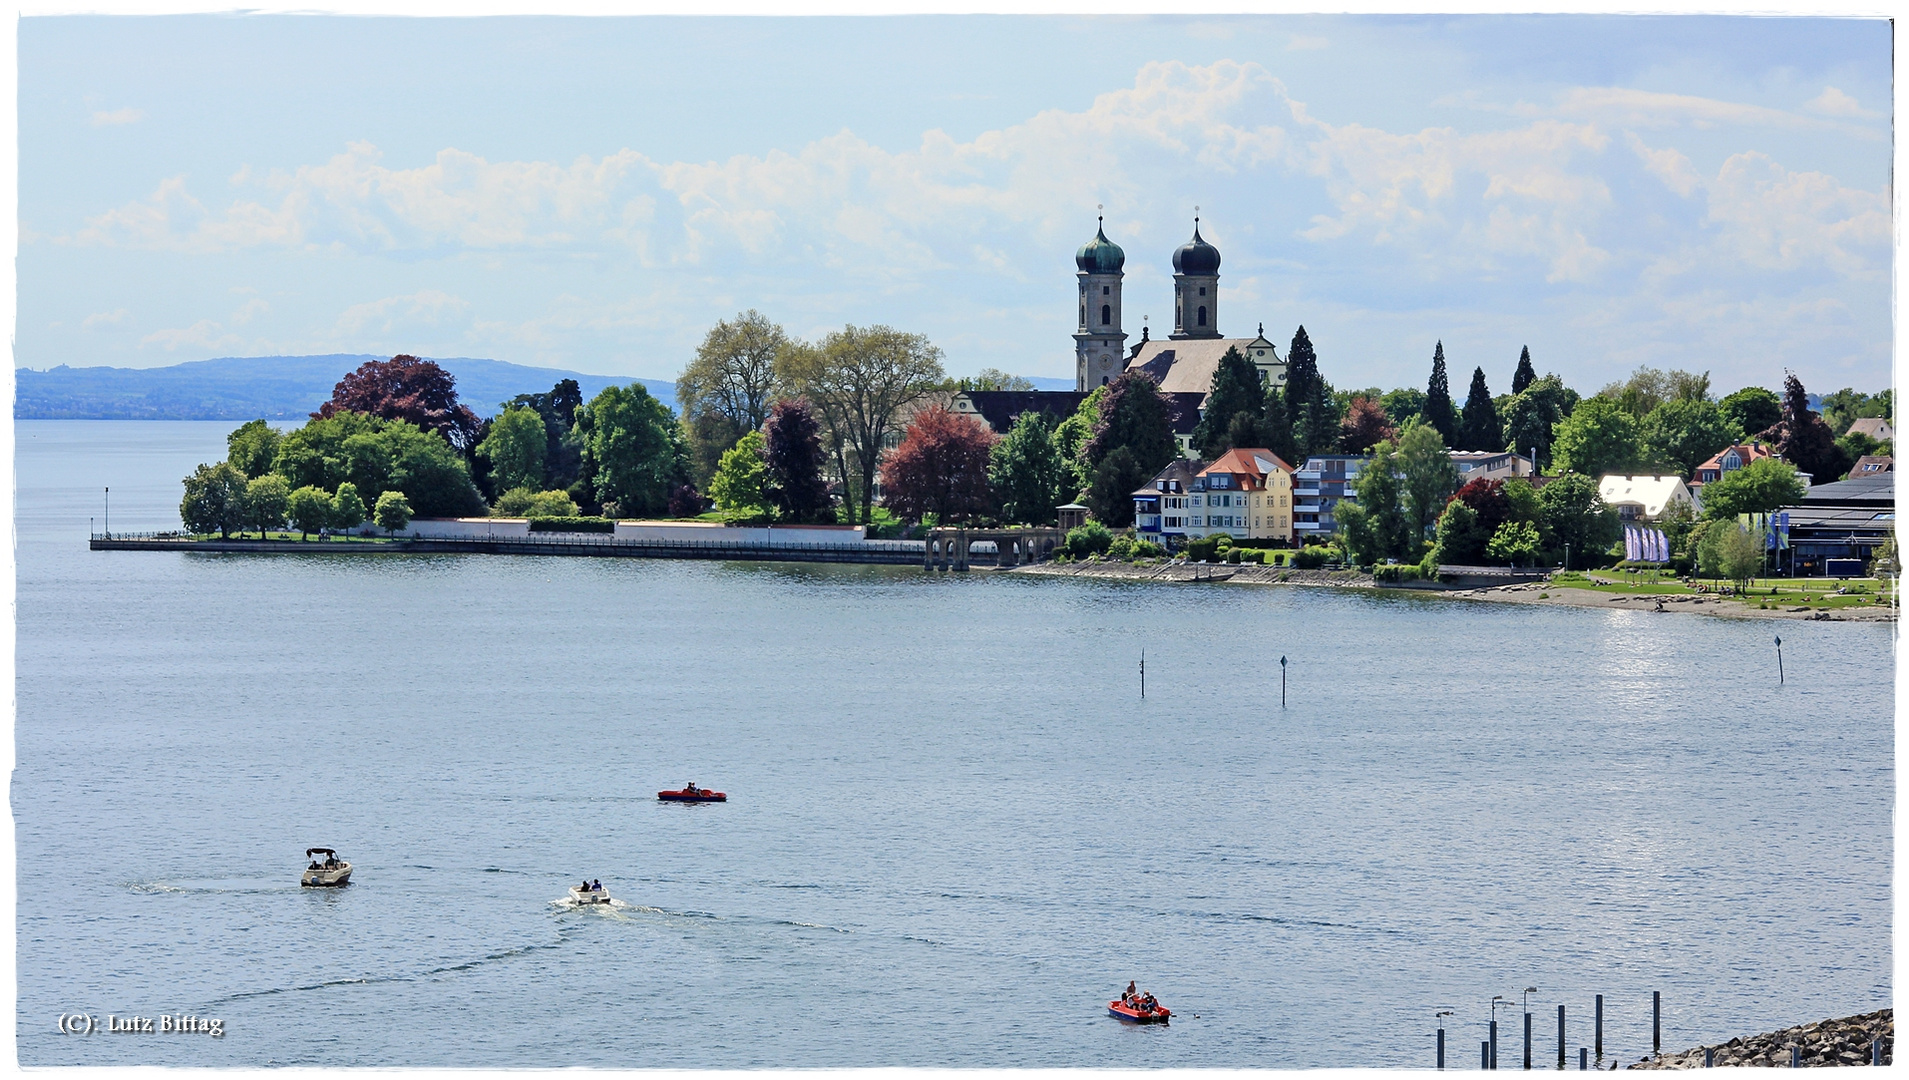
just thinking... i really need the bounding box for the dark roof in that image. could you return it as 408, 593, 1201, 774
1133, 457, 1206, 498
1849, 455, 1893, 476
1161, 391, 1206, 435
1075, 222, 1125, 275
1799, 473, 1894, 508
1172, 222, 1221, 275
955, 390, 1088, 433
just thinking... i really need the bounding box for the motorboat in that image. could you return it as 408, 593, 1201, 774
301, 848, 351, 887
658, 784, 725, 803
569, 880, 612, 904
1108, 998, 1171, 1024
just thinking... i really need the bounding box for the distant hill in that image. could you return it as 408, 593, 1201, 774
13, 355, 674, 420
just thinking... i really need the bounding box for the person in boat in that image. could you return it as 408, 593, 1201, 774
309, 860, 320, 870
580, 879, 590, 891
1126, 981, 1137, 999
592, 879, 602, 891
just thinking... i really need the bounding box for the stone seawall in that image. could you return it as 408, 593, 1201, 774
1628, 1009, 1891, 1069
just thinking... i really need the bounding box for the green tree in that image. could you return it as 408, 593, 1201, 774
477, 405, 548, 495
677, 310, 790, 484
1501, 374, 1571, 468
1698, 523, 1765, 587
331, 481, 368, 533
1085, 446, 1148, 528
180, 462, 249, 538
374, 490, 413, 532
1332, 499, 1377, 566
1640, 398, 1742, 478
1053, 387, 1106, 500
1552, 397, 1642, 478
1459, 366, 1501, 451
1348, 438, 1409, 561
502, 378, 586, 490
227, 419, 283, 478
1423, 341, 1456, 446
1284, 326, 1335, 458
1397, 420, 1458, 549
581, 383, 690, 518
287, 485, 333, 540
1382, 386, 1427, 430
1259, 384, 1299, 464
1485, 520, 1541, 566
1430, 499, 1477, 566
1598, 366, 1711, 419
965, 368, 1035, 392
989, 410, 1063, 526
1191, 346, 1264, 457
492, 487, 581, 517
1719, 386, 1783, 438
241, 473, 291, 538
1698, 457, 1807, 520
709, 430, 775, 522
268, 411, 486, 517
1511, 346, 1537, 395
777, 324, 946, 525
1082, 370, 1178, 482
1537, 472, 1620, 568
762, 397, 833, 523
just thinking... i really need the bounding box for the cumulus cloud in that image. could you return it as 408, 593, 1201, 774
90, 107, 144, 126
1805, 86, 1873, 118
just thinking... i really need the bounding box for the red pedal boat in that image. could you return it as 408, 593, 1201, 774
658, 785, 725, 803
1108, 999, 1171, 1024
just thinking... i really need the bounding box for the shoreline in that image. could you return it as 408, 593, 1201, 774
1009, 560, 1898, 622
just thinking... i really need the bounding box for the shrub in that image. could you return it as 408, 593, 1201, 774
495, 487, 581, 518
1131, 538, 1166, 559
1236, 549, 1265, 565
1065, 521, 1114, 558
1371, 563, 1424, 583
1107, 534, 1136, 560
1292, 546, 1332, 569
528, 516, 615, 534
1185, 535, 1223, 562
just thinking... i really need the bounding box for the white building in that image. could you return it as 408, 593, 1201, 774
1598, 475, 1694, 522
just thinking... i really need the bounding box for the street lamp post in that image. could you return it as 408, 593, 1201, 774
1491, 996, 1508, 1070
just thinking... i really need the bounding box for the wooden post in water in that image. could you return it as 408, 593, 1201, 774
1579, 1048, 1587, 1071
1280, 655, 1287, 708
1140, 650, 1145, 699
1483, 1042, 1491, 1070
1437, 1026, 1445, 1069
1774, 635, 1784, 684
1595, 996, 1603, 1061
1558, 1005, 1566, 1069
1492, 1020, 1499, 1070
1653, 992, 1660, 1056
1525, 1011, 1533, 1069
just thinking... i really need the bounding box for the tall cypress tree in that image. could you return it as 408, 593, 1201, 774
1259, 384, 1299, 466
1511, 346, 1536, 396
1190, 346, 1264, 457
1424, 341, 1456, 447
1285, 326, 1333, 459
1460, 367, 1501, 452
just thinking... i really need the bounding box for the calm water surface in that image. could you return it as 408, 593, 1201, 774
13, 420, 1894, 1067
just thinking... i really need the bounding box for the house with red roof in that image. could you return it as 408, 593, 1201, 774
1135, 447, 1295, 548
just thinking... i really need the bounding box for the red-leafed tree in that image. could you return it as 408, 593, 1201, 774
315, 355, 483, 453
879, 405, 997, 523
763, 397, 834, 522
1449, 477, 1510, 537
1763, 372, 1846, 484
1339, 395, 1398, 454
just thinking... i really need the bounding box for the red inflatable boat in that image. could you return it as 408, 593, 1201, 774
658, 787, 726, 803
1108, 999, 1171, 1024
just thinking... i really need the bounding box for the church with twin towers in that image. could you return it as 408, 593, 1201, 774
1071, 213, 1287, 399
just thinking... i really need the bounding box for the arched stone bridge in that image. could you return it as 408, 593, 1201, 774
924, 527, 1066, 571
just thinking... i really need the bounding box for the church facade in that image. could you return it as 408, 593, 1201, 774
1074, 217, 1288, 401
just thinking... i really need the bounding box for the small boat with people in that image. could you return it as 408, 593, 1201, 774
301, 848, 351, 888
658, 782, 725, 803
1109, 981, 1170, 1024
569, 878, 611, 904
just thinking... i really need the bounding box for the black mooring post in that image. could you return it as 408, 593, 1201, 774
1280, 655, 1287, 708
1704, 1047, 1714, 1068
1558, 1005, 1566, 1069
1140, 649, 1145, 698
1437, 1027, 1444, 1070
1595, 996, 1603, 1060
1525, 1011, 1533, 1069
1483, 1042, 1491, 1070
1790, 1045, 1800, 1068
1579, 1048, 1587, 1071
1492, 1020, 1499, 1070
1653, 992, 1660, 1055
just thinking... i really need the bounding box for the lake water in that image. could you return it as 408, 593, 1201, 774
13, 420, 1894, 1068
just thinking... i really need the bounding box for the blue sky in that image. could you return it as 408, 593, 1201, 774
16, 14, 1894, 399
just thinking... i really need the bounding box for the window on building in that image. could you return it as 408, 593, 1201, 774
1198, 306, 1207, 326
1101, 376, 1109, 385
1101, 304, 1111, 325
1199, 286, 1206, 296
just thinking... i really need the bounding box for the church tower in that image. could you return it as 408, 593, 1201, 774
1170, 216, 1222, 340
1074, 216, 1128, 390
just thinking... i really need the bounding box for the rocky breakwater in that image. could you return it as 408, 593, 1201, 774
1629, 1009, 1890, 1069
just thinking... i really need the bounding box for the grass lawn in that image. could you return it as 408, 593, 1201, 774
1548, 570, 1896, 610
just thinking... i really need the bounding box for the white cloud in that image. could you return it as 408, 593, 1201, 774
229, 298, 270, 325
1805, 86, 1873, 118
1626, 133, 1702, 198
81, 308, 133, 331
90, 107, 144, 127
1703, 151, 1889, 278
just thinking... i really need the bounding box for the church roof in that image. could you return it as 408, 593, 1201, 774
1172, 222, 1221, 275
1125, 335, 1283, 396
1076, 222, 1125, 275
